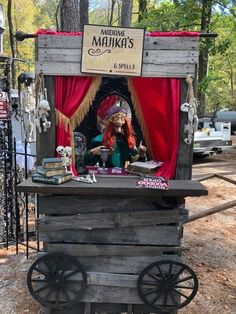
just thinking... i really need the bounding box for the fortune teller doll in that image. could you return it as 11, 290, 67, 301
84, 105, 147, 168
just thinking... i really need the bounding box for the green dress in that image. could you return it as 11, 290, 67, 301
84, 133, 145, 168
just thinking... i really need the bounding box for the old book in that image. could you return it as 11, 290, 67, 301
31, 172, 72, 185
42, 157, 63, 169
127, 160, 163, 176
36, 165, 65, 177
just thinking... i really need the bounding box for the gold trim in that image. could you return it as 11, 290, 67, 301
70, 76, 102, 128
55, 109, 71, 132
55, 76, 102, 163
127, 78, 154, 158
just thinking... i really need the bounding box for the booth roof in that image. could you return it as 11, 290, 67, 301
35, 29, 200, 37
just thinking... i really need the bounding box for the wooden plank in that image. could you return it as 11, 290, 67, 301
175, 79, 194, 180
142, 63, 195, 77
38, 47, 198, 64
78, 255, 182, 274
88, 272, 138, 288
36, 61, 84, 76
143, 49, 199, 64
39, 225, 180, 245
38, 195, 166, 215
36, 61, 196, 77
37, 210, 181, 230
144, 36, 199, 50
16, 177, 208, 197
91, 303, 127, 313
38, 47, 82, 62
46, 243, 181, 256
38, 35, 82, 49
37, 253, 181, 274
84, 303, 91, 314
37, 35, 199, 51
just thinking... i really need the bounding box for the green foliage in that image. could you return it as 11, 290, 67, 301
1, 0, 57, 75
134, 0, 201, 31
206, 13, 236, 111
134, 0, 236, 112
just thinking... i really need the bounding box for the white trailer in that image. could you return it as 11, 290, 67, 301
193, 119, 232, 157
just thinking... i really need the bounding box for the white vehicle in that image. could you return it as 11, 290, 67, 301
193, 118, 232, 157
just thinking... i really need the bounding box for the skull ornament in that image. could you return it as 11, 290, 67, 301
180, 103, 190, 112
64, 146, 72, 156
56, 145, 66, 156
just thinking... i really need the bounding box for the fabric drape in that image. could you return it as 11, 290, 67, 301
55, 75, 102, 152
128, 78, 180, 179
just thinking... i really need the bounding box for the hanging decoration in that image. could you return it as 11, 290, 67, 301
34, 73, 51, 133
18, 72, 36, 142
181, 75, 198, 144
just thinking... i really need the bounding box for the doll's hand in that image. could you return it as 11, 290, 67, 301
90, 146, 105, 156
138, 142, 147, 157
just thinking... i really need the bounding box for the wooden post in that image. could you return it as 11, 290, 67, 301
175, 78, 193, 180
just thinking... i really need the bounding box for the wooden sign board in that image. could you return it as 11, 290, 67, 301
81, 25, 145, 77
0, 91, 9, 121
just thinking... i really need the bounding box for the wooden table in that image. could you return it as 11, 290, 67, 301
16, 176, 207, 197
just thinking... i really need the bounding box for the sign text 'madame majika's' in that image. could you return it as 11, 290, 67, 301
91, 28, 134, 49
81, 25, 144, 76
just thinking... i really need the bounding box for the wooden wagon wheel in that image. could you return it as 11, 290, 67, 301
137, 260, 198, 311
27, 252, 87, 309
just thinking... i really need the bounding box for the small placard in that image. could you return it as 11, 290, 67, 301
136, 176, 169, 190
81, 25, 145, 77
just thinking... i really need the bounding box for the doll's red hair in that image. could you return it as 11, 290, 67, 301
103, 118, 136, 150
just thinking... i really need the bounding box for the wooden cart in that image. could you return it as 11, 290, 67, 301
16, 29, 208, 313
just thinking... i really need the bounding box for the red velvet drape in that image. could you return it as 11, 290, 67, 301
55, 76, 95, 148
130, 78, 180, 179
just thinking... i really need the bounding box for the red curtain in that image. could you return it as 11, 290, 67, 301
129, 78, 180, 179
55, 76, 101, 149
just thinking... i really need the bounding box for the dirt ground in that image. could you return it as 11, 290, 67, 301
0, 141, 235, 314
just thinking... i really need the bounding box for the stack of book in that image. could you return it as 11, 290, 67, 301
31, 157, 72, 185
127, 160, 163, 176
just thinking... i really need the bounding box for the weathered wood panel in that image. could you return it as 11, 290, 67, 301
38, 195, 167, 215
46, 243, 181, 257
76, 255, 181, 274
36, 35, 199, 77
37, 35, 199, 51
38, 48, 198, 64
39, 225, 179, 245
45, 302, 177, 314
37, 210, 181, 230
175, 79, 194, 180
36, 253, 181, 274
36, 61, 196, 77
38, 284, 173, 305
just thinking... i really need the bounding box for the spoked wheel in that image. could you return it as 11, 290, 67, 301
137, 260, 198, 312
27, 252, 87, 309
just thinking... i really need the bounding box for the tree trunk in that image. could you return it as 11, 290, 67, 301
197, 0, 213, 117
138, 0, 148, 22
60, 0, 79, 32
109, 0, 116, 26
7, 0, 16, 88
79, 0, 89, 31
120, 0, 133, 27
